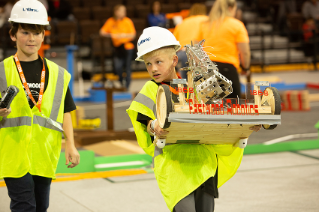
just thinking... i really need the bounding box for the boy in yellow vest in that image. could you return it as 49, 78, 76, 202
127, 26, 261, 212
0, 0, 79, 211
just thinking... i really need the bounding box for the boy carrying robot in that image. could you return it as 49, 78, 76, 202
127, 26, 261, 212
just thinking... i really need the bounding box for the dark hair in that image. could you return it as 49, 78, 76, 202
9, 22, 46, 37
151, 1, 162, 14
113, 4, 126, 19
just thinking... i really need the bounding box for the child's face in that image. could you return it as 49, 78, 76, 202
10, 27, 44, 59
144, 51, 178, 83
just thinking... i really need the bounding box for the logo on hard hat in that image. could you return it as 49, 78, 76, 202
23, 8, 39, 12
138, 37, 151, 46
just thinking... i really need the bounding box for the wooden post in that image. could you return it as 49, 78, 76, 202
106, 89, 114, 131
92, 87, 125, 131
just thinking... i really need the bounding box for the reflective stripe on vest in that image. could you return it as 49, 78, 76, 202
50, 66, 64, 121
134, 93, 157, 117
32, 65, 65, 132
33, 115, 63, 132
0, 116, 32, 128
0, 62, 7, 95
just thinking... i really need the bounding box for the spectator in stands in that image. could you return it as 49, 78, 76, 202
276, 0, 296, 31
148, 1, 167, 27
0, 0, 16, 28
173, 3, 208, 78
100, 4, 136, 89
303, 18, 318, 56
196, 0, 250, 99
48, 0, 72, 20
302, 0, 319, 26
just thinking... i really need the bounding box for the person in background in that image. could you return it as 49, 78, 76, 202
173, 3, 208, 79
196, 0, 250, 99
0, 0, 17, 28
303, 18, 318, 56
302, 0, 319, 26
148, 1, 167, 27
276, 0, 296, 31
100, 4, 136, 89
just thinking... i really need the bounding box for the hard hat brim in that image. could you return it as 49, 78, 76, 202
8, 18, 49, 26
135, 43, 181, 62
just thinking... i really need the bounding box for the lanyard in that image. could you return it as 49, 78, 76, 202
14, 53, 46, 112
161, 75, 182, 95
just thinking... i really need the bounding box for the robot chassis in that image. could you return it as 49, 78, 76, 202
154, 40, 281, 148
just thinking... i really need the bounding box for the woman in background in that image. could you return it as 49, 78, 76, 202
148, 1, 167, 27
196, 0, 250, 98
173, 3, 208, 78
100, 4, 136, 89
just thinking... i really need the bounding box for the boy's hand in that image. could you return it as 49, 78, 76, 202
65, 144, 80, 168
0, 108, 11, 117
249, 125, 262, 132
154, 120, 169, 138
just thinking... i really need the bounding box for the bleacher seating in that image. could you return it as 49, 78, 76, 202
105, 0, 124, 7
54, 21, 78, 45
126, 0, 144, 5
73, 7, 91, 21
178, 3, 192, 11
161, 4, 177, 14
66, 0, 82, 7
79, 20, 101, 44
135, 4, 151, 19
92, 7, 113, 25
126, 5, 135, 19
82, 0, 103, 8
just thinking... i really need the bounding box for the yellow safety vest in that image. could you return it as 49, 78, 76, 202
127, 80, 244, 212
0, 56, 70, 179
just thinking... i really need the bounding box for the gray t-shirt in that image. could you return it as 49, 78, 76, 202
302, 1, 319, 19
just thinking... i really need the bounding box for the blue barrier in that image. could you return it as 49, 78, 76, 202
241, 82, 306, 92
66, 45, 78, 95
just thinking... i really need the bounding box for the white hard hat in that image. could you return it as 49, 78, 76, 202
9, 0, 49, 25
136, 26, 181, 61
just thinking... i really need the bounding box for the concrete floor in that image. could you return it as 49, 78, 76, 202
1, 149, 318, 212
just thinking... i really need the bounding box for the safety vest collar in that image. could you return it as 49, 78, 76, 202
0, 61, 6, 96
46, 61, 65, 121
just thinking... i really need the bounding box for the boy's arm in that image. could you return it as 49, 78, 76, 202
0, 108, 11, 117
146, 119, 169, 138
63, 112, 80, 168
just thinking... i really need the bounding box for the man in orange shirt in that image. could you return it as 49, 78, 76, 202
100, 4, 136, 89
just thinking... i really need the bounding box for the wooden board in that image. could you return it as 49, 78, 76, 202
164, 122, 254, 145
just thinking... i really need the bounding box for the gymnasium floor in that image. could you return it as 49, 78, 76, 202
0, 70, 318, 212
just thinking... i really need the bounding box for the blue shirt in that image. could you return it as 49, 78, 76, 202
148, 13, 167, 27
